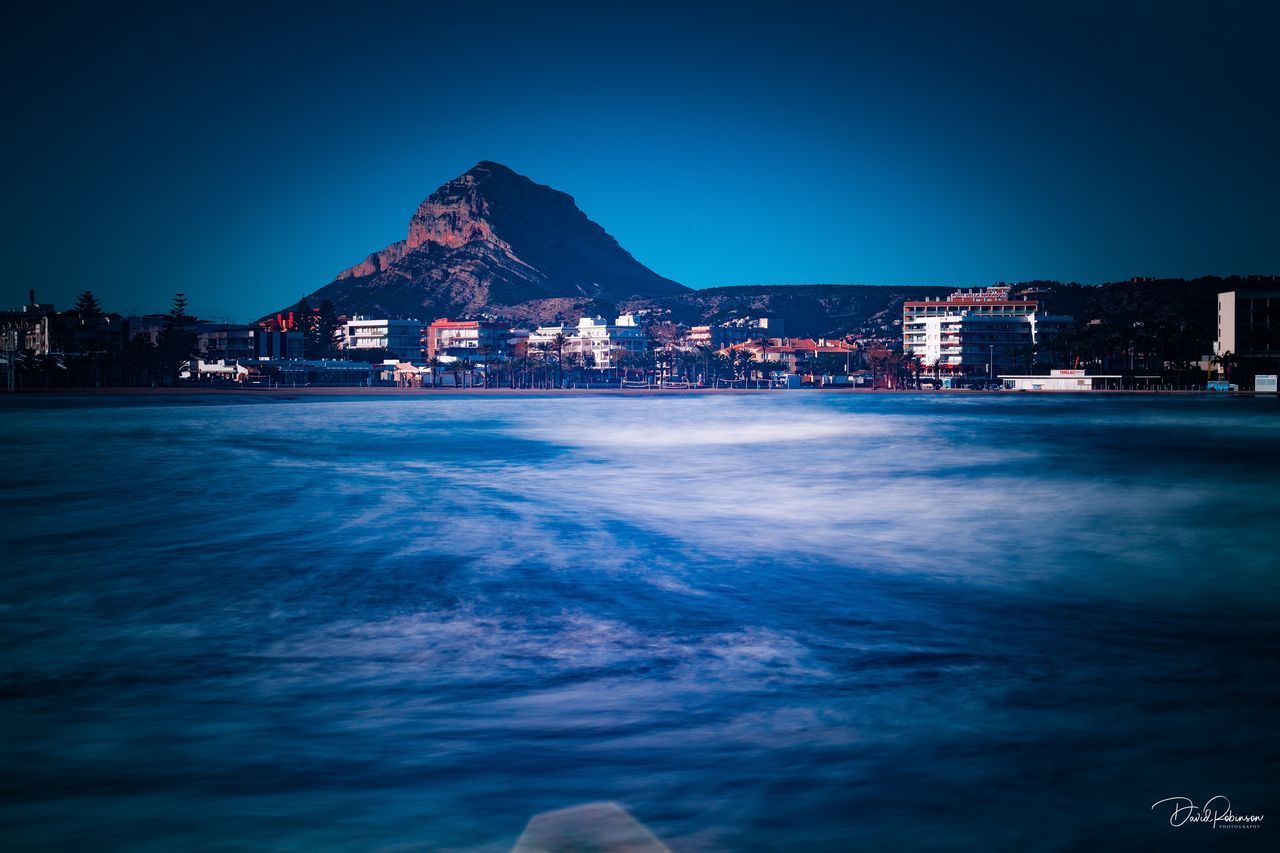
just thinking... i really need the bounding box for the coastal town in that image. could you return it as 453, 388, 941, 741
2, 283, 1277, 393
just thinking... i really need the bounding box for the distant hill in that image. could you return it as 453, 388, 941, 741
282, 161, 689, 324
623, 284, 951, 338
628, 276, 1275, 346
1014, 278, 1228, 337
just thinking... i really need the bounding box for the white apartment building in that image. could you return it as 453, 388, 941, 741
904, 286, 1070, 377
343, 317, 425, 362
527, 314, 648, 369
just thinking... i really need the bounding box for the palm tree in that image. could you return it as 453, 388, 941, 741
488, 353, 509, 388
551, 333, 568, 387
734, 348, 755, 386
1209, 350, 1238, 383
476, 344, 493, 388
529, 342, 551, 388
427, 356, 443, 387
901, 353, 922, 388
695, 344, 716, 386
759, 358, 787, 386
514, 352, 531, 388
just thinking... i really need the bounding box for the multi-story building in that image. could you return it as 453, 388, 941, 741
688, 317, 785, 349
528, 314, 649, 369
1217, 290, 1279, 363
423, 319, 519, 361
199, 326, 254, 361
1, 290, 57, 354
258, 330, 302, 360
58, 310, 127, 355
199, 326, 304, 361
570, 314, 648, 368
343, 317, 425, 362
903, 286, 1070, 378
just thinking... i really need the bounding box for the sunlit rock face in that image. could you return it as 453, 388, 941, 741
299, 161, 688, 324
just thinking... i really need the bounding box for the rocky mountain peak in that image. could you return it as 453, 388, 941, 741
298, 162, 688, 323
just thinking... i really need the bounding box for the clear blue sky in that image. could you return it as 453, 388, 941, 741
4, 1, 1278, 321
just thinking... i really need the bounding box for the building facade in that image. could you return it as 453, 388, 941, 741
528, 314, 649, 369
200, 326, 304, 361
903, 286, 1070, 378
1, 290, 57, 355
999, 369, 1123, 391
423, 319, 518, 361
1217, 290, 1279, 363
343, 317, 425, 361
723, 337, 859, 374
689, 317, 785, 349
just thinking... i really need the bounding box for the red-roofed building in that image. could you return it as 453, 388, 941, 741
722, 337, 860, 375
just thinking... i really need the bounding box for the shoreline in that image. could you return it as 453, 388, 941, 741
1, 386, 1266, 402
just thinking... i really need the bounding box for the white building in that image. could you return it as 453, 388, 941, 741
343, 317, 425, 362
904, 286, 1070, 378
571, 314, 648, 368
999, 369, 1123, 391
527, 314, 648, 369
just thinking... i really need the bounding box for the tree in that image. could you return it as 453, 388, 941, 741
292, 296, 314, 335
903, 353, 923, 388
74, 291, 103, 317
564, 350, 583, 386
695, 344, 716, 385
551, 333, 568, 387
1209, 350, 1239, 383
123, 333, 161, 387
476, 344, 493, 388
532, 342, 553, 387
455, 357, 474, 388
427, 356, 443, 387
734, 348, 756, 385
314, 300, 341, 359
291, 296, 335, 358
865, 349, 894, 389
157, 293, 197, 385
758, 358, 787, 385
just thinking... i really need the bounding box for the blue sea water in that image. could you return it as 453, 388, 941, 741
1, 392, 1277, 850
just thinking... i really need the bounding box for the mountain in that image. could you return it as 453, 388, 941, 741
276, 159, 1265, 346
289, 161, 688, 323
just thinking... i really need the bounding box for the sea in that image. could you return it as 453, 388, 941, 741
1, 392, 1277, 850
